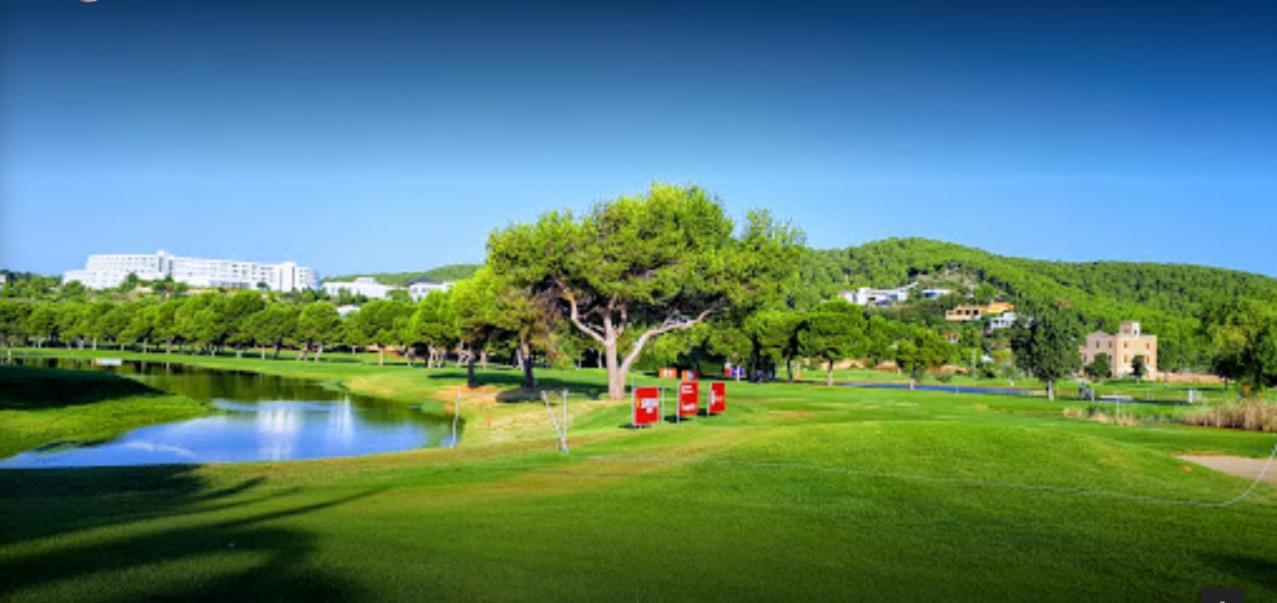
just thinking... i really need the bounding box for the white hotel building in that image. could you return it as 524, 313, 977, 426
321, 277, 454, 301
64, 251, 318, 292
322, 277, 399, 299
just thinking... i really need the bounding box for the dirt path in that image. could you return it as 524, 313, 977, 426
1179, 455, 1277, 485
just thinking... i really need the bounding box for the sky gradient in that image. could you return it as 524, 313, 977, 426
2, 0, 1275, 277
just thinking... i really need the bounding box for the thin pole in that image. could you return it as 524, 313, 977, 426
451, 390, 461, 448
561, 389, 569, 453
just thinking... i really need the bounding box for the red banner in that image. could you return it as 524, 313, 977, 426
633, 387, 660, 427
678, 382, 699, 417
709, 382, 726, 415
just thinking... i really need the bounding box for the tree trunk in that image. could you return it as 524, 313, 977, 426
316, 344, 324, 363
786, 358, 794, 382
605, 337, 624, 401
825, 361, 834, 387
467, 355, 478, 388
1047, 380, 1056, 401
92, 337, 98, 350
378, 347, 385, 366
520, 340, 535, 389
480, 350, 488, 370
260, 347, 266, 360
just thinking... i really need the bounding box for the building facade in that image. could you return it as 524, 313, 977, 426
987, 311, 1018, 331
841, 285, 913, 306
945, 301, 1016, 322
322, 277, 398, 300
64, 251, 317, 291
1081, 321, 1158, 378
407, 278, 453, 301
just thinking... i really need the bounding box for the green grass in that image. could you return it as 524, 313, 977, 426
0, 365, 213, 458
1, 348, 1275, 601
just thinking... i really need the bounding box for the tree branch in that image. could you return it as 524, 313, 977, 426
565, 293, 606, 345
619, 307, 716, 371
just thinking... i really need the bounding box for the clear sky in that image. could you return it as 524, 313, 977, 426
2, 0, 1275, 278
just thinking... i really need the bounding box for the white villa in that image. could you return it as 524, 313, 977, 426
842, 285, 913, 306
407, 278, 452, 301
322, 277, 399, 300
987, 311, 1018, 331
841, 283, 953, 307
321, 276, 454, 301
64, 251, 317, 292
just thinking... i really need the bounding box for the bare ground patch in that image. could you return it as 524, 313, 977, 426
1178, 455, 1277, 485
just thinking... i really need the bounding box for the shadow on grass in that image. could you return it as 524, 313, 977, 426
0, 466, 282, 546
0, 466, 377, 600
1204, 554, 1277, 593
0, 365, 165, 410
426, 369, 609, 402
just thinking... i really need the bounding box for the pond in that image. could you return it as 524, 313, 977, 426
0, 358, 457, 468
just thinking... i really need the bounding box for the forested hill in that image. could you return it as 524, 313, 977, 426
796, 238, 1277, 369
325, 264, 481, 286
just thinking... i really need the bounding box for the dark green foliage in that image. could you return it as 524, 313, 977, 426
798, 300, 868, 386
795, 238, 1277, 371
1009, 303, 1083, 399
1201, 297, 1277, 393
894, 325, 955, 384
1131, 355, 1148, 380
1085, 352, 1112, 380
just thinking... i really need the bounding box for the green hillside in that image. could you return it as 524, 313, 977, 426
796, 238, 1277, 370
325, 239, 1276, 372
325, 263, 481, 286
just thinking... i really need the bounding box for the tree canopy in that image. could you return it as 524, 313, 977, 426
1010, 303, 1083, 400
487, 183, 803, 399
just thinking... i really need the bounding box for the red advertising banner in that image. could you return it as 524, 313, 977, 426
678, 382, 699, 417
633, 387, 661, 427
709, 382, 726, 415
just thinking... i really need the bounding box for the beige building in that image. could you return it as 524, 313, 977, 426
1081, 321, 1158, 378
945, 301, 1015, 322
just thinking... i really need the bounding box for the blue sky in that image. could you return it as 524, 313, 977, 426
2, 0, 1275, 277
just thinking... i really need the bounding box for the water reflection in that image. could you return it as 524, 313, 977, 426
1, 358, 455, 468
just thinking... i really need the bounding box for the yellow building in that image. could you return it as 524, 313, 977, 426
985, 301, 1015, 315
945, 301, 1015, 322
1080, 321, 1158, 378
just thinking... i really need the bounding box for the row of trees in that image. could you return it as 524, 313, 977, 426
4, 184, 1275, 399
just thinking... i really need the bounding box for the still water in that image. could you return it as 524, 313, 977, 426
1, 358, 457, 468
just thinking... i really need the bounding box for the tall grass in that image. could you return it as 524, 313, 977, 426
1185, 399, 1277, 432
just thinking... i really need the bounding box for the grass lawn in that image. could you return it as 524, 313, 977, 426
0, 365, 213, 458
1, 348, 1275, 601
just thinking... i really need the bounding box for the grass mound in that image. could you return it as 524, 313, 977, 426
0, 366, 211, 458
0, 365, 160, 409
